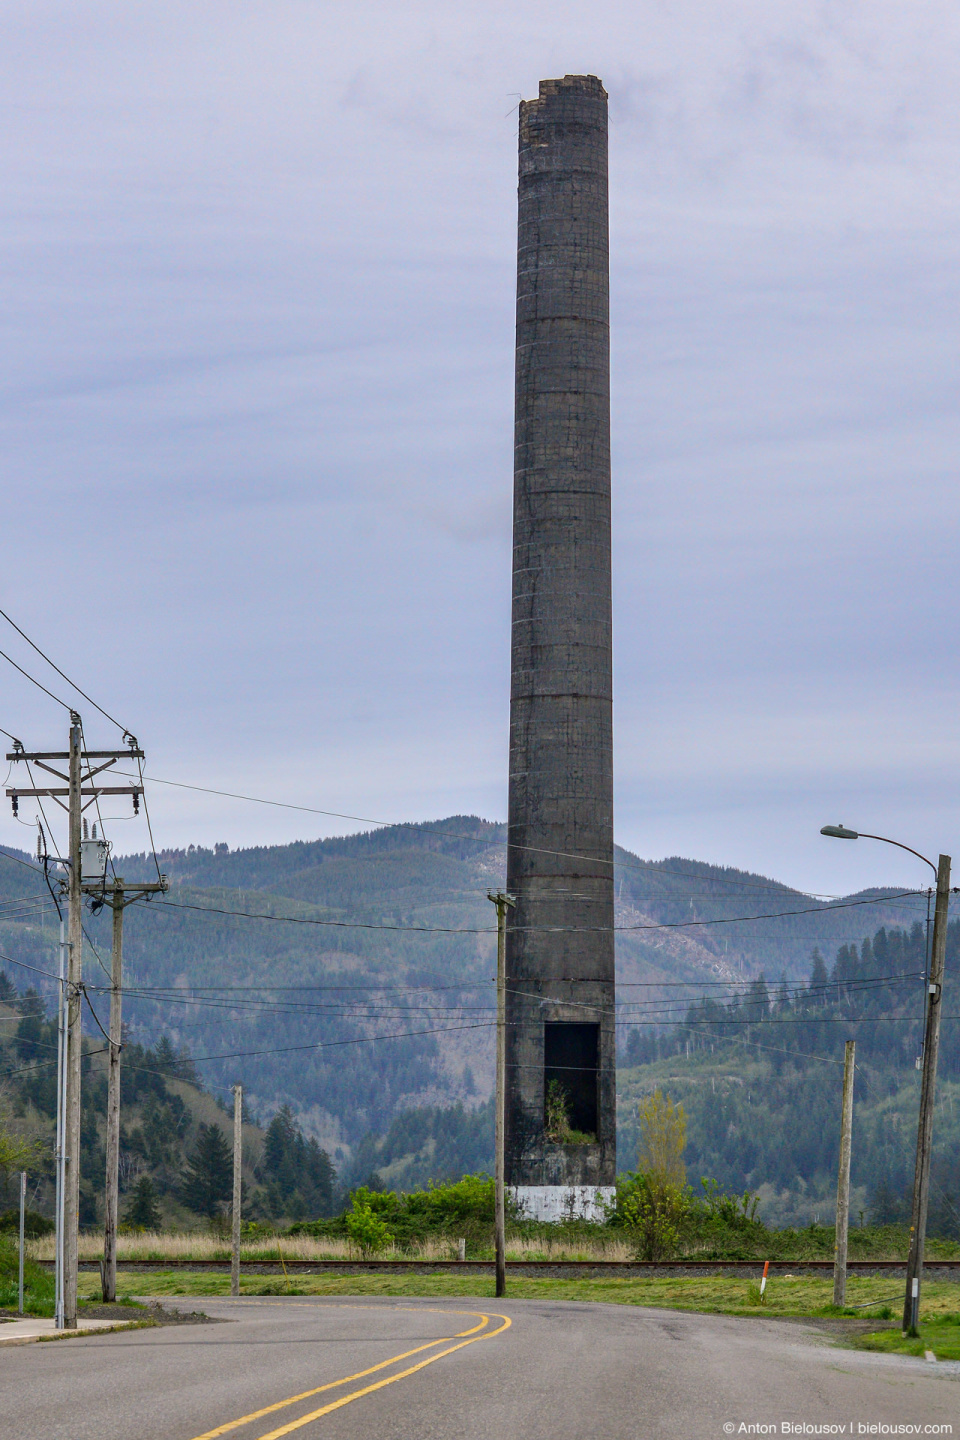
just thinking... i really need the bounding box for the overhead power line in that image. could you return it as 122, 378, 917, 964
85, 967, 931, 995
0, 848, 46, 876
0, 646, 73, 713
108, 969, 922, 1014
0, 606, 128, 733
143, 886, 923, 936
112, 768, 883, 900
0, 948, 60, 981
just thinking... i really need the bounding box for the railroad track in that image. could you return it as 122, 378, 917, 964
51, 1257, 960, 1277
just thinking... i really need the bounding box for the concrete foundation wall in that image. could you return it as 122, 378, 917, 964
505, 75, 615, 1191
511, 1186, 616, 1224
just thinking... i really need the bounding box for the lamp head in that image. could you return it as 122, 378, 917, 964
821, 824, 859, 840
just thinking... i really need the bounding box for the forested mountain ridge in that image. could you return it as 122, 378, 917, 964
2, 805, 956, 1228
0, 819, 936, 1168
110, 817, 924, 983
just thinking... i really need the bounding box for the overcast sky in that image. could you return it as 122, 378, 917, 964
1, 1, 958, 895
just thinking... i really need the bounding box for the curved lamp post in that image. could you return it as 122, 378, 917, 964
821, 825, 950, 1335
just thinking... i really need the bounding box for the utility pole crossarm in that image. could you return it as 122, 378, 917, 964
7, 743, 145, 813
5, 750, 145, 762
82, 879, 168, 903
7, 787, 142, 798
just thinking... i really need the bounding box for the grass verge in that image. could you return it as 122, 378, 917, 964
78, 1268, 959, 1322
853, 1314, 960, 1362
0, 1239, 55, 1317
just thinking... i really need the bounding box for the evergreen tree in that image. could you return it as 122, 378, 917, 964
126, 1176, 162, 1230
808, 949, 829, 1001
152, 1034, 198, 1083
153, 1035, 179, 1073
259, 1105, 335, 1218
745, 975, 770, 1026
180, 1123, 233, 1217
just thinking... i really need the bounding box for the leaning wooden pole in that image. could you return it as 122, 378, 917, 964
832, 1040, 855, 1307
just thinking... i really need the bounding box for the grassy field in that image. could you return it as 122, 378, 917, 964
76, 1267, 958, 1322
71, 1266, 960, 1358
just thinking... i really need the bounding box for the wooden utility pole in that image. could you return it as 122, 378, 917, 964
487, 890, 515, 1299
232, 1084, 243, 1297
18, 1171, 26, 1316
903, 852, 951, 1334
6, 727, 148, 1328
64, 716, 82, 1328
99, 877, 166, 1303
104, 889, 123, 1303
54, 916, 67, 1329
833, 1040, 856, 1307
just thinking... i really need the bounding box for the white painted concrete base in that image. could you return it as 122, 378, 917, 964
510, 1185, 615, 1223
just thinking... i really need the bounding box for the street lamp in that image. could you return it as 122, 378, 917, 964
821, 824, 950, 1335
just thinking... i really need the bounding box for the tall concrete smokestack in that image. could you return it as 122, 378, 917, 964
505, 75, 615, 1221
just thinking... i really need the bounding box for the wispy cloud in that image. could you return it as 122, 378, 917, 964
0, 1, 957, 894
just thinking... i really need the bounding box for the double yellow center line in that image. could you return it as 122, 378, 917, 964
189, 1308, 511, 1440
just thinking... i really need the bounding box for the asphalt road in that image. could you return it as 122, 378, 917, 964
2, 1295, 957, 1440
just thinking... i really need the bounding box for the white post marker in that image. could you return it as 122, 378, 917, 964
760, 1260, 770, 1303
18, 1171, 26, 1316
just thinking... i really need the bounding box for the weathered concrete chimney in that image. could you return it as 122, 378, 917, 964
505, 75, 615, 1221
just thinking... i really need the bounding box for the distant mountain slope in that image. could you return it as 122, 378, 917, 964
0, 819, 930, 1159
617, 921, 960, 1229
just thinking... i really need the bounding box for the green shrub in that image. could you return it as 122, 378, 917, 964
348, 1185, 400, 1219
698, 1178, 760, 1228
240, 1220, 277, 1239
0, 1207, 54, 1239
289, 1173, 503, 1247
0, 1238, 55, 1316
544, 1081, 595, 1144
403, 1174, 496, 1230
617, 1171, 690, 1261
345, 1195, 393, 1257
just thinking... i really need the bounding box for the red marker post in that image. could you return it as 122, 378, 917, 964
759, 1260, 770, 1304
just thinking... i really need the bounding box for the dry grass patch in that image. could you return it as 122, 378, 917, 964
34, 1231, 636, 1264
